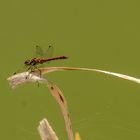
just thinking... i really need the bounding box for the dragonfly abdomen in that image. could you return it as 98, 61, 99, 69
44, 56, 68, 62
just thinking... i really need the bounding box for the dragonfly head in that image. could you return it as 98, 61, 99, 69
24, 59, 31, 66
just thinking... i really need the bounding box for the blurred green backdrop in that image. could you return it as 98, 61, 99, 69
1, 0, 140, 140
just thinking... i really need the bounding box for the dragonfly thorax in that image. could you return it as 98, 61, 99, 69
24, 57, 44, 66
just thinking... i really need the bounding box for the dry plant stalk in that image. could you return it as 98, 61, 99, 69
40, 67, 140, 84
47, 81, 74, 140
8, 70, 74, 140
38, 118, 59, 140
7, 66, 140, 140
7, 70, 74, 140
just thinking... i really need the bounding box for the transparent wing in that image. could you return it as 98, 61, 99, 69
45, 45, 54, 58
36, 45, 54, 58
36, 45, 44, 57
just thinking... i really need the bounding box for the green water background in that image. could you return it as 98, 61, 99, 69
1, 0, 140, 139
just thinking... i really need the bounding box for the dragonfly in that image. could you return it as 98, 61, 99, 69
24, 45, 68, 72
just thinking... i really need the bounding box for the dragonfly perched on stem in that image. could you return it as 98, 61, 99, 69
24, 45, 68, 72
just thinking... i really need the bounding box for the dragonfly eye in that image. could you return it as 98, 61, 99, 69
24, 59, 31, 65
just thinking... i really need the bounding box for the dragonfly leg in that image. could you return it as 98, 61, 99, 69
25, 65, 42, 79
36, 80, 40, 87
37, 68, 42, 78
30, 65, 42, 78
25, 66, 34, 79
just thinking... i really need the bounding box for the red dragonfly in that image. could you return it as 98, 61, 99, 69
24, 45, 68, 71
